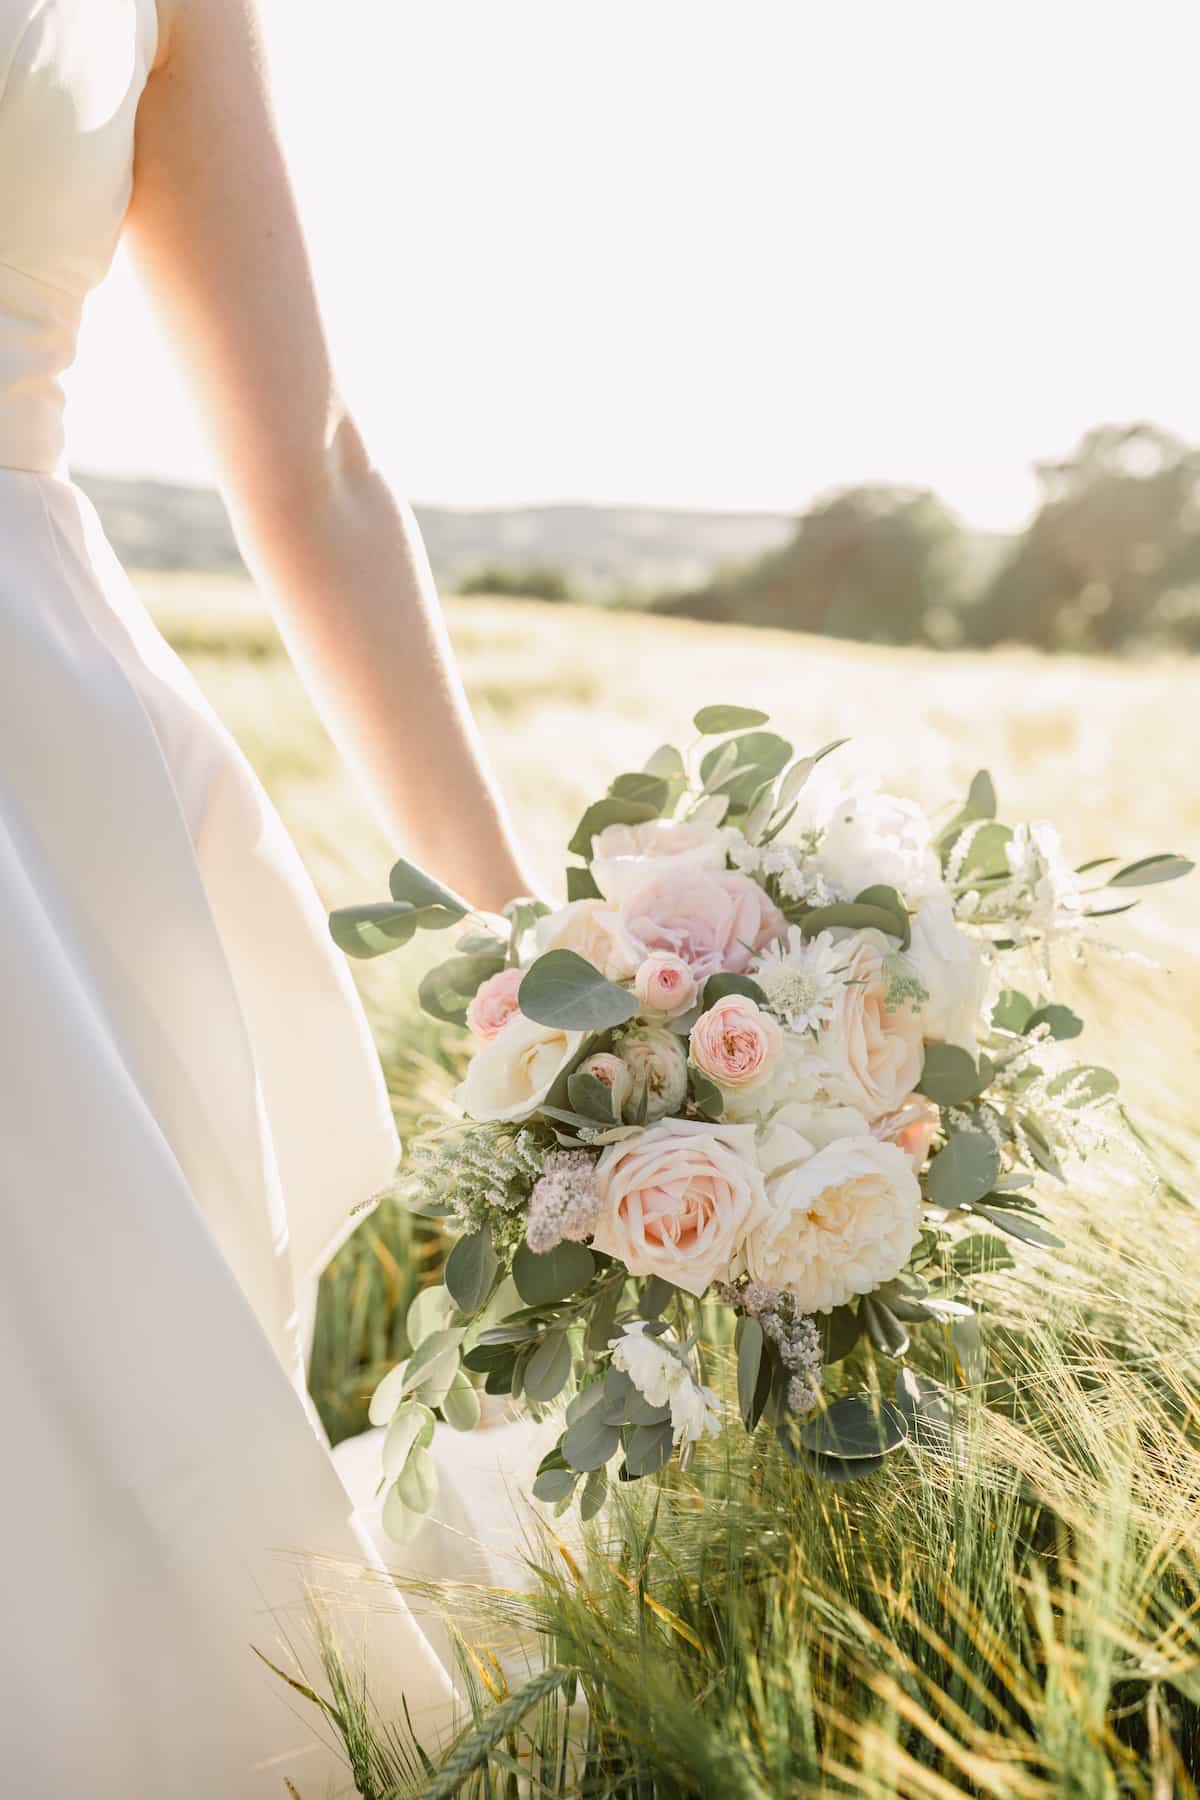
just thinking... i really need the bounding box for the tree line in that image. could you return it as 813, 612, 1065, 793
657, 423, 1200, 654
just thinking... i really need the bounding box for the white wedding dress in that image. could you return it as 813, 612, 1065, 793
0, 3, 543, 1794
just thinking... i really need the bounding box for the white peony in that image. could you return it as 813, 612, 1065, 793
456, 1013, 585, 1123
590, 818, 733, 905
534, 898, 641, 981
908, 896, 989, 1054
744, 1124, 923, 1313
808, 785, 945, 904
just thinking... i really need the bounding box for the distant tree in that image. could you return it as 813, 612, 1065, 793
458, 563, 572, 602
658, 485, 969, 645
966, 423, 1200, 651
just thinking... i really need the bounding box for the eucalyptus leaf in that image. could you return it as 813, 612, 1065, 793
394, 1444, 437, 1513
700, 972, 768, 1011
688, 1065, 725, 1119
918, 1044, 986, 1106
798, 1395, 908, 1460
699, 731, 792, 810
852, 885, 912, 948
518, 949, 639, 1031
693, 704, 770, 735
1024, 1003, 1083, 1042
329, 901, 419, 960
368, 1359, 410, 1428
626, 1391, 672, 1427
568, 1069, 619, 1124
926, 1130, 1001, 1209
951, 1231, 1017, 1275
623, 1421, 675, 1478
402, 1328, 464, 1396
406, 1284, 456, 1350
586, 1280, 626, 1355
418, 953, 506, 1025
799, 902, 910, 943
951, 1311, 987, 1385
800, 1449, 887, 1484
562, 1410, 622, 1472
638, 1275, 678, 1319
388, 856, 470, 920
532, 1467, 577, 1504
444, 1229, 499, 1314
960, 822, 1014, 881
440, 1370, 482, 1432
381, 1402, 437, 1478
859, 1295, 910, 1358
818, 1304, 861, 1364
991, 988, 1034, 1034
609, 772, 670, 812
565, 865, 603, 902
973, 1206, 1064, 1249
1045, 1065, 1119, 1108
1108, 853, 1195, 887
644, 743, 686, 782
580, 1467, 608, 1521
513, 1241, 596, 1306
736, 1316, 765, 1427
523, 1330, 573, 1403
381, 1484, 425, 1543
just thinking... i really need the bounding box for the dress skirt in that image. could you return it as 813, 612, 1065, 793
0, 469, 457, 1796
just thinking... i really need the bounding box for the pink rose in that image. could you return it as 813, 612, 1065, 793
819, 930, 925, 1121
873, 1097, 940, 1172
634, 951, 699, 1018
591, 1117, 772, 1297
591, 818, 733, 904
621, 869, 787, 983
690, 993, 783, 1091
466, 966, 525, 1039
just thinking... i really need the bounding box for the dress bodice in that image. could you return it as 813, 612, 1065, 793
0, 0, 157, 473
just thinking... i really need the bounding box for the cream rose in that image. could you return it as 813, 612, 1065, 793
690, 993, 783, 1092
819, 929, 925, 1121
908, 897, 988, 1055
621, 869, 787, 983
591, 818, 732, 905
534, 899, 640, 982
465, 966, 525, 1039
592, 1117, 772, 1296
455, 1014, 585, 1123
634, 951, 700, 1019
745, 1125, 922, 1312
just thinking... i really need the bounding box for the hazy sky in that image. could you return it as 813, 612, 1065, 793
67, 0, 1198, 529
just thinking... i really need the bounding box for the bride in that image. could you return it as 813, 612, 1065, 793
0, 0, 539, 1792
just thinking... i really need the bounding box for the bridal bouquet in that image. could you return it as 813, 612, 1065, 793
331, 706, 1191, 1539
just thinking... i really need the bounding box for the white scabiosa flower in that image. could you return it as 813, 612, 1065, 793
754, 926, 845, 1034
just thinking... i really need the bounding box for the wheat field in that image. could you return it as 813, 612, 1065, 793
140, 575, 1200, 1796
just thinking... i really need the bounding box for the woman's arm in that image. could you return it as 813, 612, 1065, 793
126, 0, 534, 913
